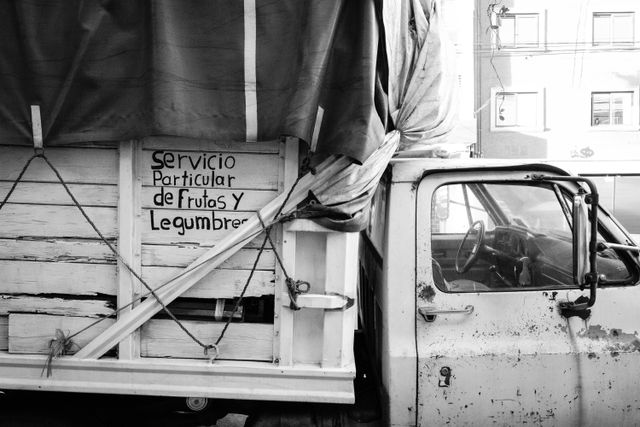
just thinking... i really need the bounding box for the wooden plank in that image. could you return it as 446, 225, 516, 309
117, 141, 142, 360
73, 154, 351, 359
277, 137, 299, 366
142, 267, 275, 299
0, 261, 116, 296
322, 233, 358, 368
0, 146, 118, 184
141, 186, 277, 211
8, 314, 115, 354
142, 137, 280, 153
0, 238, 115, 264
0, 296, 113, 317
142, 245, 275, 269
141, 209, 254, 245
141, 152, 280, 190
0, 141, 118, 148
141, 319, 272, 361
0, 182, 117, 207
0, 204, 117, 239
0, 317, 7, 350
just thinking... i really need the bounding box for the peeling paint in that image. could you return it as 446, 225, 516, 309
418, 282, 436, 302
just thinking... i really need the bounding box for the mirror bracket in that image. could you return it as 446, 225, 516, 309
530, 174, 600, 315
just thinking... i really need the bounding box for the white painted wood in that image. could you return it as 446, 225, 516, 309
322, 233, 358, 368
142, 267, 274, 299
142, 137, 280, 153
291, 232, 325, 365
140, 152, 280, 190
117, 141, 142, 360
30, 106, 43, 150
0, 146, 118, 184
0, 204, 117, 239
140, 209, 255, 245
73, 154, 351, 359
0, 317, 7, 351
0, 261, 116, 295
0, 182, 117, 207
141, 187, 277, 211
243, 0, 258, 142
214, 299, 225, 321
141, 245, 274, 270
0, 354, 355, 403
141, 320, 272, 361
276, 137, 299, 366
8, 314, 115, 354
0, 238, 115, 264
0, 296, 113, 317
284, 219, 341, 233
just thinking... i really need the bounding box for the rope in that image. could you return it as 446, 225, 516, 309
0, 147, 313, 370
0, 154, 38, 211
211, 162, 313, 356
37, 154, 218, 354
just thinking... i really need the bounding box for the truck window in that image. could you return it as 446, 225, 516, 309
430, 182, 633, 292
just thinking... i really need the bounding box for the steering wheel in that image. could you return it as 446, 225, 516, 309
455, 220, 486, 274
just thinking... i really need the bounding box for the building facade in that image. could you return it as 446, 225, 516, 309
475, 0, 640, 159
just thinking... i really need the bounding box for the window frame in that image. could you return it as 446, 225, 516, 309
589, 89, 639, 131
421, 172, 640, 294
498, 12, 541, 49
592, 11, 635, 47
490, 87, 545, 132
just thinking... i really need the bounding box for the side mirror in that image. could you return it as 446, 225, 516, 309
530, 173, 600, 318
572, 193, 590, 287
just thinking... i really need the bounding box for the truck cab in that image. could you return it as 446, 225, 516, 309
359, 158, 640, 426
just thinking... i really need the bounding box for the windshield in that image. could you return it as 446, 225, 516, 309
431, 182, 632, 292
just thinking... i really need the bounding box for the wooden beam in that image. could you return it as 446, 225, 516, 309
276, 137, 298, 365
74, 154, 351, 359
322, 233, 358, 368
8, 314, 115, 354
117, 141, 142, 360
141, 319, 272, 360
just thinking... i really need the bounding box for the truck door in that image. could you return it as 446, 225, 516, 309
415, 170, 640, 426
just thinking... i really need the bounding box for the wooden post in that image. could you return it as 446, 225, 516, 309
117, 141, 141, 360
30, 105, 43, 151
276, 137, 299, 365
74, 154, 351, 359
322, 233, 358, 368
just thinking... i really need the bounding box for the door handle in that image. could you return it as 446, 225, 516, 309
418, 305, 474, 322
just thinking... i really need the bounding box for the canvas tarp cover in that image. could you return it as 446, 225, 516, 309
0, 0, 387, 163
0, 0, 456, 228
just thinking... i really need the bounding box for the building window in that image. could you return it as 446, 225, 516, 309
593, 12, 634, 46
493, 91, 540, 129
499, 13, 539, 48
591, 92, 634, 127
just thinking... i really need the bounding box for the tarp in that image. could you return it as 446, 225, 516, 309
308, 0, 459, 229
0, 0, 386, 163
0, 0, 457, 228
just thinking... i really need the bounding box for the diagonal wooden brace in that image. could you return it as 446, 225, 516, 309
73, 155, 351, 359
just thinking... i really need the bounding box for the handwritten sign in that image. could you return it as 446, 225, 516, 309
148, 150, 250, 236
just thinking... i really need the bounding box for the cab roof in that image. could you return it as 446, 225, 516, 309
389, 157, 572, 183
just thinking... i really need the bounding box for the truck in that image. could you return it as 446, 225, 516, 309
2, 142, 640, 426
1, 1, 640, 426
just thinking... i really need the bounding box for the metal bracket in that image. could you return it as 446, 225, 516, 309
282, 292, 354, 311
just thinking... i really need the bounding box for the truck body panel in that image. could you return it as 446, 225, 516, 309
359, 159, 640, 425
0, 138, 358, 403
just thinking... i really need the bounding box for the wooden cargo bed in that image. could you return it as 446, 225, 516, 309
0, 138, 357, 402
